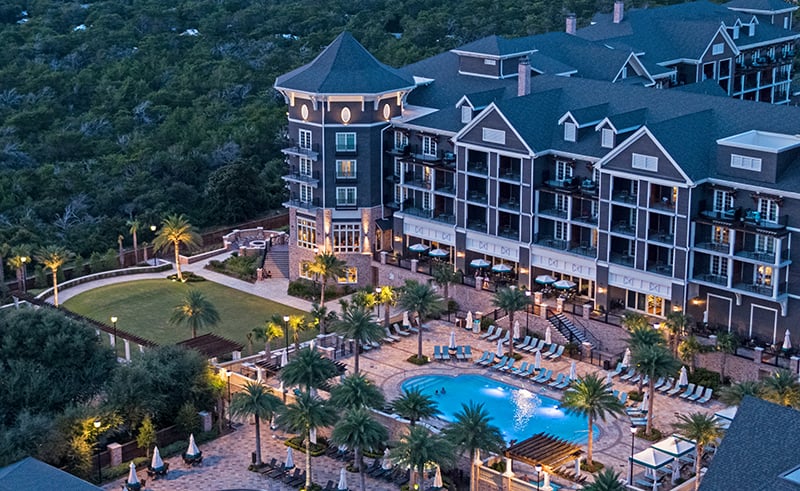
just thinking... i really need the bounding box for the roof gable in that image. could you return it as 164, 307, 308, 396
0, 457, 102, 491
454, 103, 535, 155
598, 125, 693, 184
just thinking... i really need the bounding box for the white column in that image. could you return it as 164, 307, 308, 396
124, 339, 131, 361
108, 332, 115, 347
542, 472, 552, 491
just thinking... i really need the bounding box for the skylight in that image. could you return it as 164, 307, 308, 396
717, 130, 800, 154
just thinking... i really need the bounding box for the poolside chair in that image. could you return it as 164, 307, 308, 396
657, 378, 674, 393
682, 384, 704, 400
487, 328, 503, 342
670, 383, 694, 398
534, 369, 553, 384
652, 377, 665, 390
609, 362, 625, 378
525, 339, 544, 352
547, 345, 565, 360
516, 363, 537, 378
360, 341, 372, 352
630, 417, 647, 427
553, 375, 572, 390
542, 343, 559, 358
478, 352, 496, 366
515, 336, 532, 350
473, 351, 489, 365
499, 358, 516, 371
393, 323, 411, 337
510, 361, 529, 375
619, 368, 636, 381
490, 355, 509, 370
433, 345, 442, 361
384, 328, 401, 342
548, 373, 566, 388
695, 387, 714, 404
463, 345, 473, 360
455, 346, 465, 361
441, 346, 451, 361
618, 391, 628, 405
407, 323, 420, 334
479, 325, 496, 339
498, 331, 511, 345
628, 372, 641, 385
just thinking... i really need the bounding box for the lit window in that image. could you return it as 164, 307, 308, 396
332, 223, 361, 253
296, 217, 317, 250
337, 266, 358, 284
299, 261, 312, 279
336, 132, 356, 152
336, 160, 357, 179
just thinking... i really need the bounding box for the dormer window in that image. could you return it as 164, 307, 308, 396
461, 105, 473, 124
601, 128, 614, 148
733, 26, 739, 39
748, 23, 755, 37
564, 122, 576, 142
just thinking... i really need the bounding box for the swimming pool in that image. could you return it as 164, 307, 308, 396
401, 374, 596, 444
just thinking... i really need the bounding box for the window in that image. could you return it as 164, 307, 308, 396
422, 192, 431, 210
755, 265, 772, 286
461, 106, 472, 123
394, 131, 408, 151
713, 226, 729, 245
296, 217, 317, 249
710, 256, 728, 277
712, 43, 724, 55
336, 187, 357, 206
394, 159, 406, 177
731, 154, 762, 171
335, 132, 356, 152
555, 194, 569, 212
554, 221, 568, 241
337, 266, 358, 284
332, 223, 360, 253
564, 122, 576, 142
632, 153, 658, 171
336, 160, 357, 179
702, 62, 715, 81
755, 234, 774, 253
759, 198, 779, 223
299, 184, 313, 203
394, 185, 408, 204
482, 128, 506, 144
555, 160, 573, 182
713, 190, 734, 212
732, 26, 740, 39
484, 59, 496, 66
422, 136, 437, 157
299, 261, 312, 279
299, 157, 312, 177
299, 129, 312, 150
601, 128, 614, 148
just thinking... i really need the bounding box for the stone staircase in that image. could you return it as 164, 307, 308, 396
548, 311, 591, 346
261, 244, 289, 279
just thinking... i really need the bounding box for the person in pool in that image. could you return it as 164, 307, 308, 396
441, 387, 446, 394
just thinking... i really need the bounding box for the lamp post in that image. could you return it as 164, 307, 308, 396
19, 256, 28, 293
525, 290, 532, 337
150, 225, 157, 265
535, 464, 542, 491
226, 370, 232, 429
94, 419, 102, 483
283, 315, 290, 403
375, 287, 382, 317
110, 316, 118, 357
628, 424, 637, 484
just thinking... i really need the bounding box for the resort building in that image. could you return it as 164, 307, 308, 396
275, 0, 800, 346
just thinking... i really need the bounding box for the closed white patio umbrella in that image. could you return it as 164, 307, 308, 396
569, 360, 577, 380
151, 446, 164, 470
534, 351, 542, 371
622, 348, 632, 368
403, 311, 411, 327
449, 330, 456, 350
280, 348, 289, 367
639, 390, 649, 412
285, 447, 295, 469
671, 457, 681, 484
338, 467, 348, 490
466, 311, 473, 328
783, 329, 792, 351
126, 461, 139, 486
545, 326, 552, 345
496, 339, 504, 357
186, 433, 200, 457
433, 464, 443, 488
381, 448, 393, 470
678, 366, 689, 387
512, 320, 521, 340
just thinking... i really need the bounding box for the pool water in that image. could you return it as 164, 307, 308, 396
401, 374, 596, 444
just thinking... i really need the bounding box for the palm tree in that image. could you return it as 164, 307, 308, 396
391, 426, 454, 490
390, 387, 440, 426
431, 263, 460, 301
331, 408, 388, 491
718, 380, 763, 406
306, 252, 347, 323
442, 401, 504, 463
153, 214, 202, 281
561, 373, 625, 467
127, 218, 141, 264
334, 303, 384, 373
397, 280, 444, 360
252, 315, 284, 356
627, 324, 665, 350
716, 331, 739, 383
35, 245, 72, 307
169, 289, 221, 338
491, 287, 531, 357
376, 286, 396, 329
632, 344, 679, 435
330, 373, 385, 411
277, 390, 337, 490
7, 246, 30, 292
310, 302, 337, 335
286, 314, 307, 352
674, 412, 723, 491
280, 347, 339, 392
229, 381, 283, 466
678, 335, 703, 372
663, 311, 691, 356
584, 468, 626, 491
761, 369, 800, 407
621, 311, 650, 331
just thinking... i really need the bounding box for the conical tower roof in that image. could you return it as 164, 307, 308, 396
275, 32, 416, 95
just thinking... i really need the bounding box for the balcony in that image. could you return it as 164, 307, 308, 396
391, 144, 450, 167
498, 197, 520, 212
611, 191, 637, 205
544, 178, 578, 191
573, 214, 598, 226
534, 235, 568, 251
692, 273, 728, 286
733, 282, 774, 297
283, 169, 320, 186
647, 262, 673, 276
539, 207, 568, 219
404, 207, 433, 219
432, 213, 455, 225
649, 197, 675, 212
578, 179, 598, 197
284, 197, 320, 211
282, 142, 319, 161
467, 220, 487, 232
695, 241, 730, 254
498, 227, 519, 240
734, 249, 776, 264
434, 185, 456, 196
467, 190, 488, 204
498, 170, 521, 182
569, 243, 597, 258
467, 161, 488, 175
609, 253, 635, 267
610, 221, 636, 236
648, 230, 674, 245
696, 207, 788, 234
404, 172, 431, 190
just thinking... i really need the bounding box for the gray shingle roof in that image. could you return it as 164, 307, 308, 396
274, 32, 415, 94
725, 0, 797, 12
0, 457, 102, 491
700, 396, 800, 491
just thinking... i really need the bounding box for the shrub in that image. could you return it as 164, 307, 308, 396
167, 271, 205, 282
688, 367, 721, 392
407, 355, 429, 365
175, 403, 201, 437
480, 317, 493, 330
581, 460, 605, 472
564, 342, 580, 357
447, 299, 459, 313
628, 390, 644, 402
285, 436, 327, 456
636, 427, 663, 441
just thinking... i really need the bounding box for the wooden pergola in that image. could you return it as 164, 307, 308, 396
178, 333, 244, 359
504, 433, 583, 471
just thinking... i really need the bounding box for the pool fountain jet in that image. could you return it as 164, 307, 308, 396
512, 388, 542, 431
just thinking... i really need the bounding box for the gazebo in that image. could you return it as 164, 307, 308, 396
177, 333, 244, 360
630, 447, 673, 489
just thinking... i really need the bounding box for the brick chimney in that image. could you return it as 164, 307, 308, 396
613, 0, 624, 24
518, 56, 531, 97
566, 14, 577, 35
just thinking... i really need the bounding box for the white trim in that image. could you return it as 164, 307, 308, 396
727, 6, 797, 15
452, 103, 537, 157
698, 26, 740, 60
706, 293, 733, 331
456, 71, 502, 79
750, 303, 779, 343
735, 33, 800, 50
612, 53, 656, 86
595, 126, 693, 184
455, 141, 532, 160
450, 49, 537, 60
287, 118, 390, 129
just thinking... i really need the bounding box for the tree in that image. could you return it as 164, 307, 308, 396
310, 302, 337, 336
334, 303, 384, 373
331, 408, 388, 491
627, 324, 665, 350
663, 311, 691, 356
136, 415, 157, 459
391, 425, 454, 490
674, 413, 723, 491
286, 314, 308, 353
491, 287, 530, 357
561, 373, 625, 467
632, 344, 679, 435
6, 246, 30, 292
127, 218, 141, 264
35, 245, 72, 307
678, 336, 703, 372
584, 468, 626, 491
229, 381, 283, 466
279, 347, 339, 392
621, 311, 650, 332
153, 214, 202, 281
277, 390, 337, 489
716, 331, 739, 384
305, 252, 347, 324
376, 285, 397, 329
169, 289, 221, 338
397, 280, 444, 360
761, 369, 800, 407
390, 387, 440, 426
431, 263, 460, 301
330, 373, 385, 411
442, 401, 504, 463
718, 380, 763, 406
252, 315, 284, 356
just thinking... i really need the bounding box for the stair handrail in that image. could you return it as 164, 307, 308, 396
545, 308, 576, 344
546, 308, 602, 350
568, 311, 603, 351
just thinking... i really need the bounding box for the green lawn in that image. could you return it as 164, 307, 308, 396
64, 279, 310, 351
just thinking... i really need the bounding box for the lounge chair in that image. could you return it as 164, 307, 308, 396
473, 350, 490, 365
554, 376, 572, 390
433, 345, 442, 361
360, 341, 372, 352
515, 336, 532, 350
393, 323, 411, 337
487, 328, 503, 342
658, 378, 674, 393
286, 470, 306, 486
608, 362, 625, 378
455, 346, 465, 361
499, 358, 516, 371
516, 364, 537, 378
463, 345, 473, 360
384, 328, 400, 342
490, 356, 509, 369
548, 373, 566, 388
548, 345, 565, 360
628, 372, 641, 385
479, 325, 496, 339
535, 369, 553, 384
498, 331, 511, 345
510, 361, 529, 375
620, 368, 636, 381
478, 353, 497, 366
652, 377, 665, 390
669, 383, 694, 398
542, 343, 558, 358
441, 346, 451, 361
695, 387, 714, 404
525, 339, 543, 352
682, 385, 704, 400
407, 323, 420, 334
630, 417, 647, 427
618, 392, 628, 405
